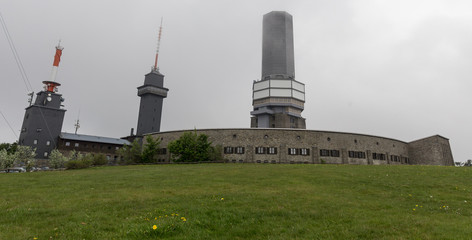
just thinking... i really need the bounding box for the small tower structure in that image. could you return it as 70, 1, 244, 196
18, 43, 66, 158
136, 19, 169, 136
251, 11, 306, 129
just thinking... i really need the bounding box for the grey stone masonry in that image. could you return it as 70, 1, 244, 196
146, 128, 453, 166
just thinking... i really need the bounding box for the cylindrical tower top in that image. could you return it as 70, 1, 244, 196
261, 11, 295, 80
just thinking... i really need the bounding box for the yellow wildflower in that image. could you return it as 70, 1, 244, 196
221, 198, 224, 201
152, 225, 157, 230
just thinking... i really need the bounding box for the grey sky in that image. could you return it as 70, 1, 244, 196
1, 0, 471, 162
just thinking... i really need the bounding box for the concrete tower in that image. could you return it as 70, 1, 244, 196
251, 11, 306, 129
19, 43, 66, 158
136, 20, 168, 136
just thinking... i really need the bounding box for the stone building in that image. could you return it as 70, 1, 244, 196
147, 128, 454, 166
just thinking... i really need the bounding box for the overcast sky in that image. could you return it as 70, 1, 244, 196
1, 0, 471, 162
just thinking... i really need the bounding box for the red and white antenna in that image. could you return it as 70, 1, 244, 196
153, 18, 163, 71
43, 41, 64, 92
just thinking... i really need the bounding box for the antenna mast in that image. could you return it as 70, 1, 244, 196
74, 110, 80, 134
153, 18, 163, 71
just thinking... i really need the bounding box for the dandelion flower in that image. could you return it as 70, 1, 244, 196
152, 225, 157, 230
415, 205, 418, 207
221, 198, 224, 201
413, 209, 416, 211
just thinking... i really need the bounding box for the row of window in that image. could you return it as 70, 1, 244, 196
288, 148, 310, 156
224, 147, 310, 156
372, 153, 386, 160
223, 146, 408, 162
32, 139, 51, 146
64, 141, 120, 150
320, 149, 340, 157
391, 155, 409, 163
224, 147, 245, 154
348, 151, 366, 159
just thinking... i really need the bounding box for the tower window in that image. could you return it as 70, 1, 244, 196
46, 141, 51, 146
44, 152, 49, 157
36, 128, 42, 132
33, 139, 38, 145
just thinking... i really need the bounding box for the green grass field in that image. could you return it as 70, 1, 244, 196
1, 164, 471, 239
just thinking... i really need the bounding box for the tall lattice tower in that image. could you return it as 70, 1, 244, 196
136, 19, 168, 136
251, 11, 306, 129
19, 43, 67, 158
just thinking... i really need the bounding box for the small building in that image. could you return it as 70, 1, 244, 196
57, 132, 130, 164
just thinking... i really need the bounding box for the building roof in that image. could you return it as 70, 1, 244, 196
60, 132, 130, 145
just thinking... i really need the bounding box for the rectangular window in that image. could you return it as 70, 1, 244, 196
256, 147, 265, 154
159, 148, 167, 155
288, 148, 298, 155
236, 147, 245, 154
349, 151, 365, 159
46, 140, 51, 146
74, 143, 79, 147
33, 139, 38, 145
300, 148, 310, 156
65, 142, 70, 146
224, 147, 233, 154
44, 152, 48, 157
320, 149, 329, 156
372, 153, 377, 160
267, 147, 277, 155
330, 150, 340, 157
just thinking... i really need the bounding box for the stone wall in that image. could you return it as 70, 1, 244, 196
408, 135, 454, 166
146, 128, 448, 165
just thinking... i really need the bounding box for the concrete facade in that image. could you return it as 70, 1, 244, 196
136, 70, 168, 135
261, 11, 295, 80
252, 11, 306, 129
147, 128, 454, 166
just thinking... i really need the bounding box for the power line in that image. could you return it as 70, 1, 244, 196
0, 110, 18, 139
0, 11, 34, 92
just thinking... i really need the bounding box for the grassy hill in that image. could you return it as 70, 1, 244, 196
1, 164, 471, 239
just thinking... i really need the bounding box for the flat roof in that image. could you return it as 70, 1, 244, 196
60, 132, 130, 145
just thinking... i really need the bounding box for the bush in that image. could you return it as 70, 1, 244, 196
0, 149, 15, 169
92, 154, 108, 166
49, 149, 69, 169
209, 145, 223, 162
118, 139, 142, 165
168, 131, 212, 162
66, 158, 93, 169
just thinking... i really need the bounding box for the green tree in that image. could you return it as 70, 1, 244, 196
49, 149, 69, 169
117, 139, 142, 164
141, 136, 161, 163
209, 144, 223, 162
168, 131, 212, 162
0, 142, 18, 155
